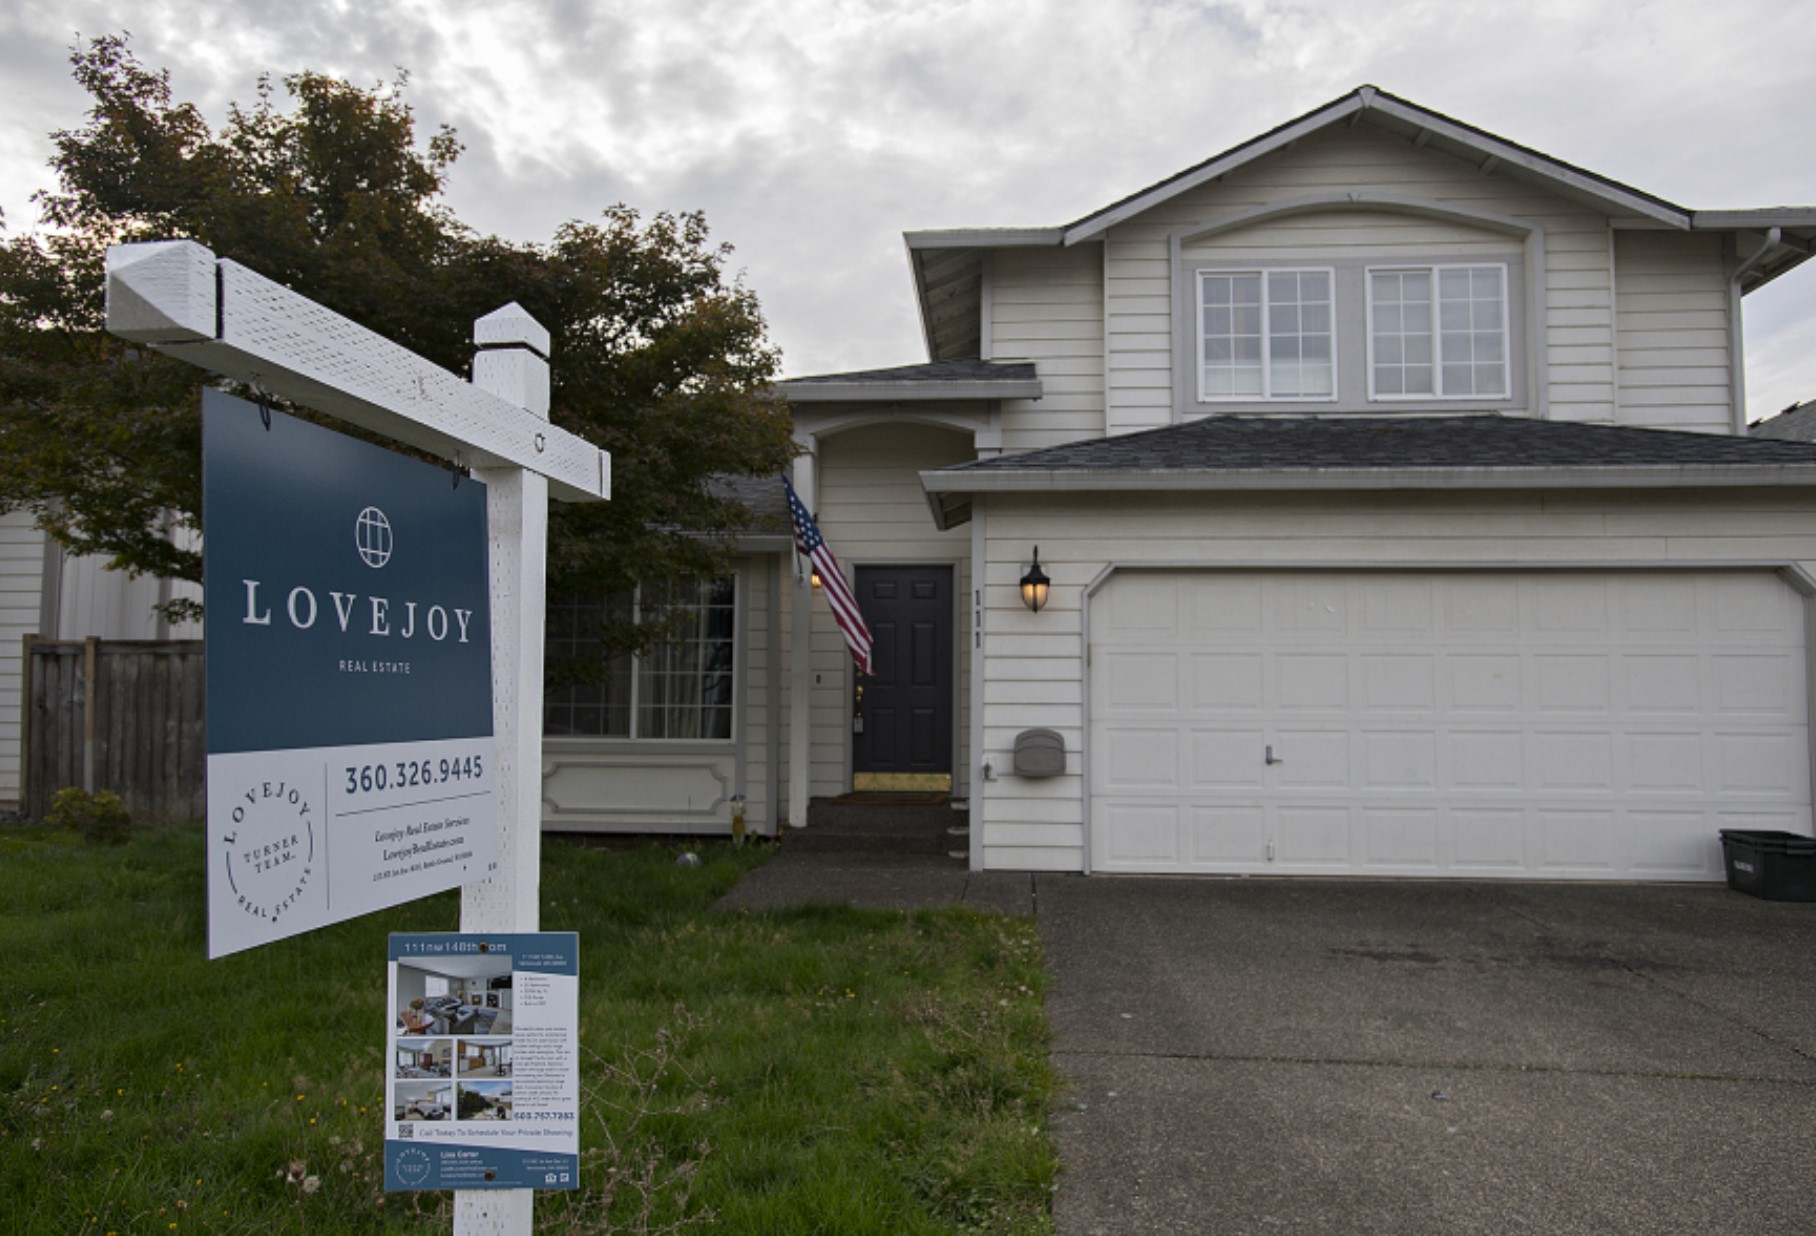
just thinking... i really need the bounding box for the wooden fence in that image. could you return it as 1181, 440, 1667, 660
21, 638, 205, 824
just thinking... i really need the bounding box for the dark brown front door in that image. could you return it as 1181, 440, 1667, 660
853, 565, 953, 791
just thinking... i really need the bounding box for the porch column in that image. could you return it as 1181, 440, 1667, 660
787, 447, 816, 828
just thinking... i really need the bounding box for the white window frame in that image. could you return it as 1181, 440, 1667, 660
544, 575, 739, 743
1364, 262, 1511, 402
1196, 266, 1339, 403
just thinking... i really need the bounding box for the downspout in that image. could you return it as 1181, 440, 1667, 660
1729, 227, 1781, 434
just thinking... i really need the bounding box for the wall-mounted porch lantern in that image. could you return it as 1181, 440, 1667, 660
1020, 547, 1051, 613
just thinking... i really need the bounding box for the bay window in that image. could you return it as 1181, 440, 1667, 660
544, 577, 735, 740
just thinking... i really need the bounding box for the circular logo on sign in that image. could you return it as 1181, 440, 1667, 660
221, 780, 316, 925
356, 506, 393, 568
394, 1147, 432, 1186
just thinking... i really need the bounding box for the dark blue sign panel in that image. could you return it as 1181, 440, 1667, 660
385, 933, 580, 1191
202, 390, 499, 957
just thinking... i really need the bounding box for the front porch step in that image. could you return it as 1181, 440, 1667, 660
789, 798, 968, 859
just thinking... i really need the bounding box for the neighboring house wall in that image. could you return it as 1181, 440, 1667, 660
970, 486, 1816, 871
790, 422, 975, 802
1614, 230, 1735, 433
988, 245, 1107, 449
1102, 124, 1628, 434
0, 513, 49, 807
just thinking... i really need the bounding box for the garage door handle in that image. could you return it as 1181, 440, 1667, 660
1265, 745, 1283, 766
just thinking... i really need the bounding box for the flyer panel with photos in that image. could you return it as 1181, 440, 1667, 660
384, 933, 579, 1191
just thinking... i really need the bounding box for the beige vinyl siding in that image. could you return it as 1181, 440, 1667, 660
972, 487, 1816, 871
796, 423, 974, 800
0, 512, 48, 806
1102, 123, 1620, 434
1615, 231, 1733, 434
988, 246, 1106, 449
739, 558, 775, 831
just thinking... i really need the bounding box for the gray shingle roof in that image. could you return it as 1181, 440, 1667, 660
943, 415, 1816, 474
783, 360, 1036, 385
1749, 401, 1816, 443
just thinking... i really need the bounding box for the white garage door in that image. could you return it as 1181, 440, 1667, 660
1089, 571, 1812, 880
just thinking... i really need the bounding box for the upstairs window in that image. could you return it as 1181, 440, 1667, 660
1199, 269, 1335, 401
1368, 264, 1508, 399
544, 577, 736, 741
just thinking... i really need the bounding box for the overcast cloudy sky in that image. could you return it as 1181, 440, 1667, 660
3, 0, 1812, 420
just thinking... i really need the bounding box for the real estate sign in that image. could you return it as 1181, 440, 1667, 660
203, 389, 499, 957
384, 932, 580, 1191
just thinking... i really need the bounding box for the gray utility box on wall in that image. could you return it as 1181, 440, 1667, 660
1013, 729, 1066, 778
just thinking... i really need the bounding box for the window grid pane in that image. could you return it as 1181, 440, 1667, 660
1371, 264, 1507, 399
545, 579, 734, 740
1202, 269, 1332, 400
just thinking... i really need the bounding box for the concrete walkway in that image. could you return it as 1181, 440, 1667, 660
721, 845, 1816, 1234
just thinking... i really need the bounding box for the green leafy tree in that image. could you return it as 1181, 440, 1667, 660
0, 35, 793, 640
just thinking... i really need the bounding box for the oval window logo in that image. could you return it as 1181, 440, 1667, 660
356, 507, 393, 568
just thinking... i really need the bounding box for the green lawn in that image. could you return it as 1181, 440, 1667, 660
0, 826, 1057, 1234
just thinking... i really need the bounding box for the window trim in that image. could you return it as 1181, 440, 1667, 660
1195, 266, 1340, 404
1363, 262, 1512, 403
544, 574, 740, 745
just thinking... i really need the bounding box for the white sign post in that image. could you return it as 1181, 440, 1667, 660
106, 240, 608, 1236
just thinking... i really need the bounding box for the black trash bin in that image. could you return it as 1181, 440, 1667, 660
1719, 830, 1816, 902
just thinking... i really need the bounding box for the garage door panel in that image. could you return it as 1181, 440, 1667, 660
1363, 807, 1441, 869
1623, 811, 1716, 876
1363, 654, 1435, 709
1534, 810, 1618, 872
1450, 808, 1528, 870
1534, 732, 1615, 790
1275, 806, 1352, 866
1712, 654, 1799, 715
1626, 654, 1703, 712
1627, 733, 1706, 793
1189, 652, 1263, 712
1362, 579, 1437, 636
1535, 580, 1611, 634
1091, 570, 1811, 882
1101, 804, 1181, 866
1276, 654, 1349, 710
1102, 728, 1180, 791
1273, 729, 1350, 788
1449, 655, 1523, 711
1361, 731, 1437, 789
1533, 655, 1614, 713
1450, 730, 1525, 790
1189, 805, 1267, 863
1619, 578, 1700, 634
1715, 733, 1804, 796
1186, 729, 1266, 789
1103, 651, 1180, 710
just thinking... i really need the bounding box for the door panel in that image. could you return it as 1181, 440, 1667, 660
854, 565, 953, 790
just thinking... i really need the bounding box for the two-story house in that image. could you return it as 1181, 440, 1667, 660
542, 86, 1816, 885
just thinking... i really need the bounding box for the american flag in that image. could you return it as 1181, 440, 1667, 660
783, 475, 873, 676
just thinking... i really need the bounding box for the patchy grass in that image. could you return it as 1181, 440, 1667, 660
0, 825, 1056, 1234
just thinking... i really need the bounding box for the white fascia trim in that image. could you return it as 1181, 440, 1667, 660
1693, 210, 1816, 231
904, 228, 1065, 249
921, 464, 1816, 495
1358, 95, 1690, 229
779, 379, 1043, 402
1063, 92, 1690, 246
1063, 97, 1367, 244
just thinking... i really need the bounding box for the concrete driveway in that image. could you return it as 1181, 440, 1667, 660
1038, 877, 1816, 1235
